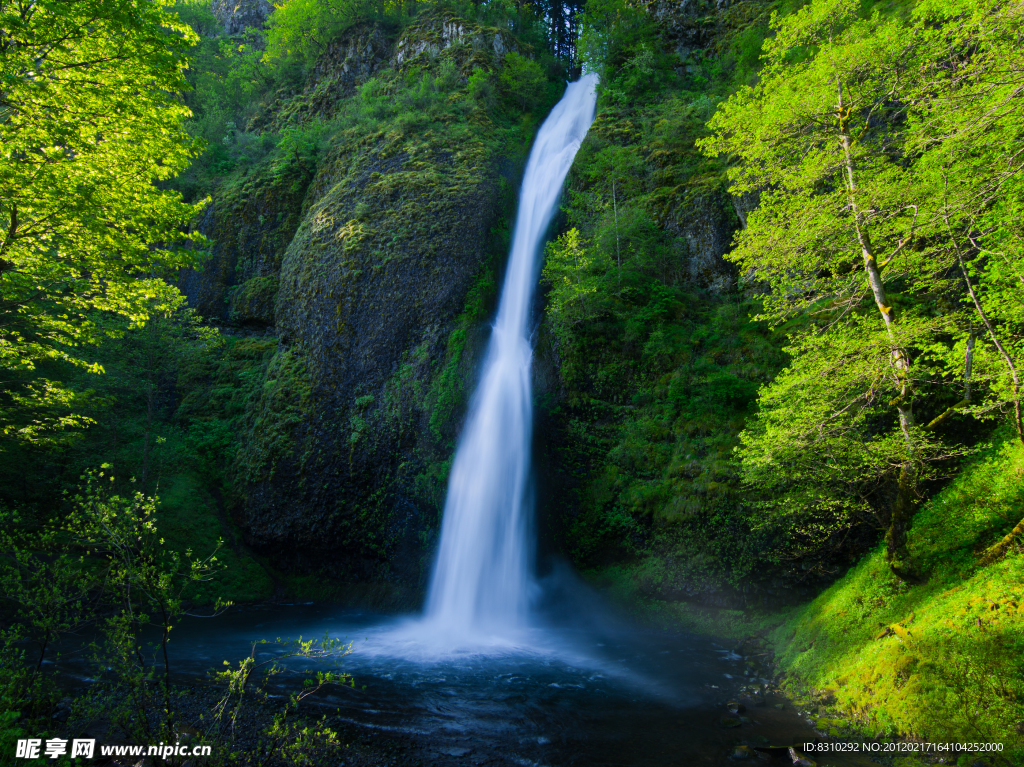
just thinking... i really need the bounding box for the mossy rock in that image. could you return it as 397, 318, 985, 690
226, 23, 530, 587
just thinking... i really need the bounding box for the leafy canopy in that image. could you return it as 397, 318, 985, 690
699, 0, 1024, 564
0, 0, 208, 442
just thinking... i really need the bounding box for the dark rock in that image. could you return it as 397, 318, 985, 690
180, 163, 311, 326
753, 746, 790, 760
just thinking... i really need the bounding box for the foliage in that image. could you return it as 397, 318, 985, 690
264, 0, 407, 73
0, 469, 225, 739
0, 300, 278, 605
206, 635, 352, 765
0, 506, 94, 685
904, 0, 1024, 438
698, 0, 1024, 572
499, 52, 547, 112
576, 0, 651, 76
170, 0, 222, 37
536, 0, 797, 600
542, 228, 609, 345
0, 0, 208, 442
772, 431, 1024, 762
0, 471, 354, 765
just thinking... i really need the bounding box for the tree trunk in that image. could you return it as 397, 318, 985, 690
612, 177, 621, 286
981, 514, 1024, 563
836, 78, 918, 575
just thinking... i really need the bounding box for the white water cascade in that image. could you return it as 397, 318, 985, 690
422, 74, 599, 641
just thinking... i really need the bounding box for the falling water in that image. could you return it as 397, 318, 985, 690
423, 74, 599, 639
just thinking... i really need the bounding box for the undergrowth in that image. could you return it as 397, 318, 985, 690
771, 431, 1024, 760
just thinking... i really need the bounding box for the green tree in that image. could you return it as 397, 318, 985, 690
542, 228, 608, 344
698, 0, 954, 574
208, 634, 352, 764
904, 0, 1024, 559
905, 0, 1024, 443
66, 469, 225, 741
700, 0, 1024, 574
263, 0, 406, 74
0, 0, 207, 443
0, 468, 224, 739
499, 51, 547, 112
576, 0, 650, 76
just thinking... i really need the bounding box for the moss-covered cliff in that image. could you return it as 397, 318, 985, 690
173, 0, 794, 604
178, 11, 555, 596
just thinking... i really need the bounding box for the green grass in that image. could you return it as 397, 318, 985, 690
771, 431, 1024, 760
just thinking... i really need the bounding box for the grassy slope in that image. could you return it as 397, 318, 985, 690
772, 432, 1024, 758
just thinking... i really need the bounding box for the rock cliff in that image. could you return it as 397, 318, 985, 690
181, 13, 531, 597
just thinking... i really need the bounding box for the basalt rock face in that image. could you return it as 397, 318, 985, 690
211, 0, 272, 35
237, 141, 504, 586
250, 19, 518, 132
662, 189, 738, 294
179, 164, 313, 326
638, 0, 774, 294
179, 15, 526, 595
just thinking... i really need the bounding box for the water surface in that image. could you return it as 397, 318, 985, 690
140, 603, 866, 767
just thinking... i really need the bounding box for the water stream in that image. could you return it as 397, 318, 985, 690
422, 73, 600, 643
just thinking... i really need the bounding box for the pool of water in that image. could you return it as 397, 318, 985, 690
66, 602, 873, 767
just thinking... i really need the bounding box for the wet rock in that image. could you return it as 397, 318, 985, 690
754, 746, 791, 760
788, 747, 816, 767
726, 700, 746, 714
732, 745, 754, 760
720, 715, 743, 728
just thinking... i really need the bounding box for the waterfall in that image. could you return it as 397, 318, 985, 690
423, 74, 599, 639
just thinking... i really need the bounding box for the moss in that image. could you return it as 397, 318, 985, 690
771, 431, 1024, 758
236, 345, 313, 484
182, 154, 313, 322
424, 268, 498, 443
229, 275, 279, 324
